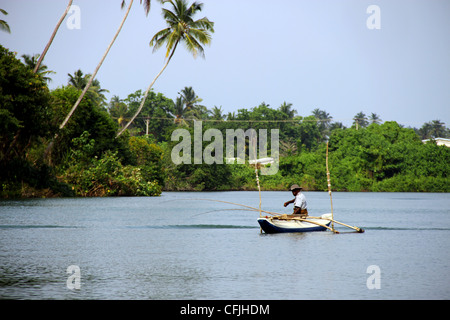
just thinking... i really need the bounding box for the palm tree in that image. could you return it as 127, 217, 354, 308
89, 78, 110, 107
312, 108, 332, 140
178, 86, 206, 118
68, 69, 88, 89
369, 112, 382, 124
210, 106, 225, 120
280, 138, 298, 156
116, 0, 214, 137
278, 102, 296, 119
22, 54, 55, 82
171, 96, 187, 125
353, 111, 368, 129
179, 86, 202, 110
34, 0, 73, 73
429, 120, 446, 138
67, 69, 109, 106
0, 8, 11, 33
59, 0, 151, 132
312, 108, 331, 124
170, 88, 205, 124
109, 96, 131, 127
226, 111, 236, 121
329, 121, 345, 131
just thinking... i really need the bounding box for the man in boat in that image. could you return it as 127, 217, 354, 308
283, 184, 308, 218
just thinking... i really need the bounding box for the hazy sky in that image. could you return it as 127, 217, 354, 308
1, 0, 449, 128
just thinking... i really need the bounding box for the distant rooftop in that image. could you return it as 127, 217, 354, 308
421, 138, 450, 147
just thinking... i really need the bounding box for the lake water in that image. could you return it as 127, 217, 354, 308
0, 191, 449, 300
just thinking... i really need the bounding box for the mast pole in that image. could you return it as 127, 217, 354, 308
326, 142, 335, 232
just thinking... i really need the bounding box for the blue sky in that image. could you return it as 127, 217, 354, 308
1, 0, 449, 128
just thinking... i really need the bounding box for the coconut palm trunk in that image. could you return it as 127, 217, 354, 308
59, 0, 134, 131
115, 0, 214, 138
116, 41, 178, 138
45, 0, 150, 164
34, 0, 73, 74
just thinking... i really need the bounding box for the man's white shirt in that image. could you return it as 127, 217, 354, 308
294, 192, 307, 209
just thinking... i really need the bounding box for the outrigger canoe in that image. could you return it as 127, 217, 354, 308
257, 213, 333, 234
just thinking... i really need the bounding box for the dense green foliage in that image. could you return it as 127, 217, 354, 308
1, 44, 449, 197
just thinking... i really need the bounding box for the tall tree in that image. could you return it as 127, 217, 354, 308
179, 86, 205, 118
67, 69, 109, 106
34, 0, 73, 73
430, 120, 446, 138
369, 112, 382, 124
67, 69, 87, 89
109, 96, 130, 127
353, 111, 368, 129
0, 8, 11, 33
279, 101, 296, 119
59, 0, 151, 132
0, 45, 53, 164
210, 106, 225, 120
171, 96, 191, 125
312, 108, 332, 141
179, 86, 202, 111
116, 0, 214, 137
22, 54, 55, 82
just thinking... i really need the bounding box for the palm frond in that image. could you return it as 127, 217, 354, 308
183, 33, 204, 58
140, 0, 152, 16
0, 8, 10, 33
150, 27, 171, 52
192, 16, 214, 31
150, 0, 214, 59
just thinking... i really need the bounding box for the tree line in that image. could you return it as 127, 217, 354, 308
1, 41, 449, 197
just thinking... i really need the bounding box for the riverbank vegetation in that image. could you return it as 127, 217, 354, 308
1, 42, 449, 197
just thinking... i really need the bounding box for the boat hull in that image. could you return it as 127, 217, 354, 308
257, 214, 332, 234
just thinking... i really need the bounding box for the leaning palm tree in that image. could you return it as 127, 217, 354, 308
59, 0, 151, 132
34, 0, 73, 73
116, 0, 214, 137
0, 8, 11, 33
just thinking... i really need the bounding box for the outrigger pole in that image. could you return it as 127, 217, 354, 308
251, 134, 263, 233
326, 142, 335, 232
255, 163, 262, 218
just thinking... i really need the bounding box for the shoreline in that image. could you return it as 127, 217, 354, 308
2, 187, 449, 200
